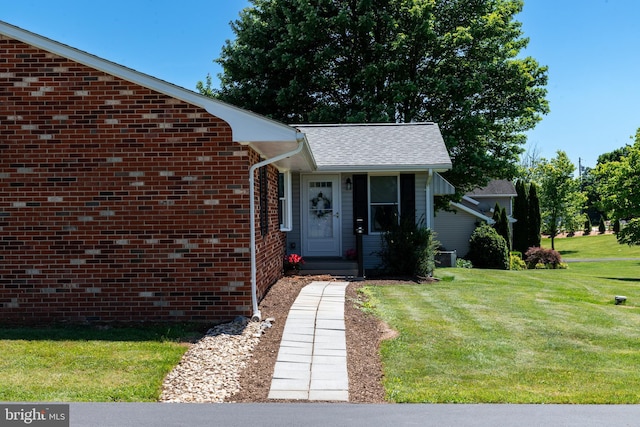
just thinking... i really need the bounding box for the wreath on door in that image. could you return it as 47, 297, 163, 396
310, 192, 331, 218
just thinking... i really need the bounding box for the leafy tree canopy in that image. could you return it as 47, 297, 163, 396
594, 128, 640, 245
204, 0, 549, 196
533, 151, 585, 249
597, 145, 632, 165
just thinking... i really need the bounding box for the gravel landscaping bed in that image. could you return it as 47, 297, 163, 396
160, 275, 407, 403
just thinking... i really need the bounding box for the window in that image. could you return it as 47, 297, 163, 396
278, 171, 293, 231
369, 175, 399, 232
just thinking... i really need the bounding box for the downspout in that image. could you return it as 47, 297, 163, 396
249, 133, 307, 322
425, 169, 433, 229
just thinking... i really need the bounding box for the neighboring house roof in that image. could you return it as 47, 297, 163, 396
467, 179, 517, 197
0, 20, 316, 172
451, 179, 517, 224
294, 123, 452, 172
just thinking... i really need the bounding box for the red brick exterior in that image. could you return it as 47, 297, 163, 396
0, 36, 285, 324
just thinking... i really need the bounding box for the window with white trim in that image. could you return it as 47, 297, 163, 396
278, 171, 293, 231
369, 175, 399, 232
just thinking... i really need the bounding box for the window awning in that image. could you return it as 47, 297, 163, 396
433, 173, 456, 195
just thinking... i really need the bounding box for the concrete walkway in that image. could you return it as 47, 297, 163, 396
268, 281, 349, 401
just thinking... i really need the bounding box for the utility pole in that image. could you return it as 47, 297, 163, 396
578, 157, 583, 181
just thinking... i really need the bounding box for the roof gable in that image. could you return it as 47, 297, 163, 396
0, 20, 306, 147
294, 123, 452, 172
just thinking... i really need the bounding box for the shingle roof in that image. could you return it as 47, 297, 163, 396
294, 123, 452, 171
467, 179, 517, 197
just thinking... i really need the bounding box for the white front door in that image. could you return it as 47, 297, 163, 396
301, 174, 341, 257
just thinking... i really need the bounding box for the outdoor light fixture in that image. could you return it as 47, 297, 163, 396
615, 295, 627, 305
345, 177, 352, 191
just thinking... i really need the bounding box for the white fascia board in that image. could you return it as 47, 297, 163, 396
462, 195, 480, 206
450, 201, 496, 225
472, 193, 518, 198
0, 20, 297, 144
316, 165, 452, 173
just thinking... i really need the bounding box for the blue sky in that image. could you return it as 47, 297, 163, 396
3, 0, 639, 171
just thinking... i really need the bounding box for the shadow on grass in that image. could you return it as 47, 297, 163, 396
600, 277, 640, 283
558, 250, 578, 256
0, 323, 208, 342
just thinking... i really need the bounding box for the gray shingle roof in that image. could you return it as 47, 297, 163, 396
467, 179, 517, 197
294, 123, 452, 171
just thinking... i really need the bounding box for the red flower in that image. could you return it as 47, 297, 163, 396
286, 253, 304, 265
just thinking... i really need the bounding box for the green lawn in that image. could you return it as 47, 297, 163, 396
0, 326, 199, 401
363, 235, 640, 403
542, 233, 640, 259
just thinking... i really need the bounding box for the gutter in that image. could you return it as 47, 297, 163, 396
248, 133, 308, 322
426, 169, 433, 229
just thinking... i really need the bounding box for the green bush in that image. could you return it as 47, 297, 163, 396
524, 246, 563, 269
467, 224, 509, 270
378, 217, 440, 278
456, 258, 473, 269
510, 253, 527, 270
533, 261, 568, 270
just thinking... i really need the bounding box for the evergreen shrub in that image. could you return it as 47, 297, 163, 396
467, 224, 509, 270
598, 215, 606, 234
613, 219, 621, 234
583, 216, 591, 235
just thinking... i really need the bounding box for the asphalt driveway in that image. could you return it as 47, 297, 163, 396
68, 403, 640, 427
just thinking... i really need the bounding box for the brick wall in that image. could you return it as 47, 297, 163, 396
253, 156, 287, 301
0, 36, 285, 324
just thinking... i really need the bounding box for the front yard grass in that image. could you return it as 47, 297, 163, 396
0, 325, 200, 402
364, 259, 640, 403
542, 233, 640, 259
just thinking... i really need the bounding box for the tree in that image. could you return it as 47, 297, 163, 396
613, 218, 621, 234
598, 215, 606, 234
597, 145, 632, 165
581, 145, 634, 226
500, 207, 512, 251
579, 166, 604, 225
209, 0, 549, 198
583, 215, 591, 236
512, 179, 529, 253
534, 151, 586, 250
594, 128, 640, 245
492, 203, 511, 251
527, 182, 541, 249
517, 143, 542, 183
492, 202, 502, 223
